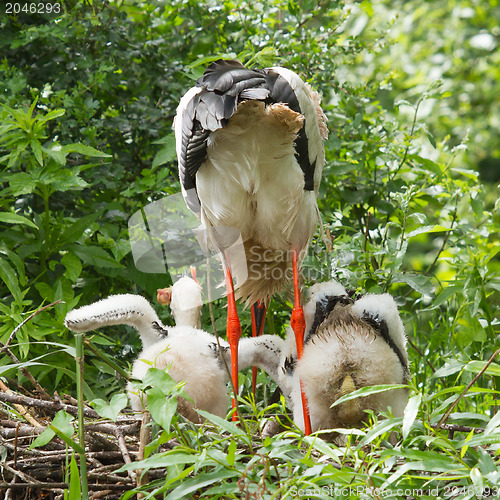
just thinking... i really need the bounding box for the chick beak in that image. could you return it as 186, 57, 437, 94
157, 286, 172, 305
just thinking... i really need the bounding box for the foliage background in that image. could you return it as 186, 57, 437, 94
0, 0, 498, 498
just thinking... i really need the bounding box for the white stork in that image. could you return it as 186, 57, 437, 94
64, 276, 229, 422
174, 59, 327, 432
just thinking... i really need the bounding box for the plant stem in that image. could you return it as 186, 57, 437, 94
436, 348, 500, 428
75, 333, 89, 500
83, 339, 131, 380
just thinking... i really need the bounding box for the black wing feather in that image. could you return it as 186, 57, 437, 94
361, 313, 409, 372
305, 295, 353, 344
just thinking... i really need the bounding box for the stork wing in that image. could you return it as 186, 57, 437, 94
175, 59, 325, 215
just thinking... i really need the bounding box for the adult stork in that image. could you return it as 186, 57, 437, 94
174, 59, 327, 433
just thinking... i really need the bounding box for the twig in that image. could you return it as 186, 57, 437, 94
436, 348, 500, 428
2, 300, 63, 350
137, 412, 151, 497
113, 426, 137, 481
0, 482, 130, 491
0, 380, 44, 428
0, 391, 100, 419
430, 422, 483, 434
0, 345, 51, 400
85, 422, 141, 435
0, 461, 38, 484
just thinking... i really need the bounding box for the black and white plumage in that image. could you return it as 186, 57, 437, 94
64, 277, 229, 423
174, 59, 327, 430
176, 59, 327, 303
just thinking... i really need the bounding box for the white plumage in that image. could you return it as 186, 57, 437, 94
280, 282, 410, 433
157, 275, 203, 328
129, 327, 228, 422
64, 278, 410, 433
230, 280, 410, 434
64, 277, 229, 423
64, 294, 165, 350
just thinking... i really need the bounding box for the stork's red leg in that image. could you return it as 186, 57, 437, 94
250, 301, 266, 395
224, 265, 242, 422
290, 249, 312, 435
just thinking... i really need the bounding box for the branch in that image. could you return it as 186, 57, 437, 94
0, 391, 100, 419
436, 348, 500, 428
2, 300, 63, 350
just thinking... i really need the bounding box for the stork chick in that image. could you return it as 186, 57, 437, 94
227, 281, 410, 434
283, 281, 410, 433
157, 272, 203, 328
64, 277, 228, 422
175, 58, 327, 431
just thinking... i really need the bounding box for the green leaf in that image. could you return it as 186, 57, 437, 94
433, 286, 461, 308
49, 424, 85, 454
142, 367, 179, 395
406, 224, 451, 239
0, 257, 23, 304
90, 393, 128, 422
30, 138, 43, 165
167, 469, 239, 500
30, 410, 75, 450
0, 212, 38, 229
117, 452, 196, 473
68, 454, 81, 500
402, 393, 421, 439
330, 384, 410, 408
360, 418, 404, 446
36, 108, 65, 126
152, 135, 176, 168
485, 412, 500, 435
70, 245, 123, 269
433, 359, 464, 378
464, 360, 500, 377
226, 438, 237, 466
60, 212, 101, 245
43, 143, 68, 165
394, 272, 434, 297
195, 409, 251, 446
7, 172, 37, 196
62, 143, 111, 158
146, 387, 178, 432
61, 252, 82, 282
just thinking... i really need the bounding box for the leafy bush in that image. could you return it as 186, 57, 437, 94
0, 0, 498, 498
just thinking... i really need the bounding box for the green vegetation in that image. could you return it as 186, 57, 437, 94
0, 0, 498, 498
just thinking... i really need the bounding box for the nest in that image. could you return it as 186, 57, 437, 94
0, 389, 170, 500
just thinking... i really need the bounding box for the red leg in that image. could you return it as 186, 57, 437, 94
251, 301, 266, 395
224, 265, 242, 422
290, 249, 312, 435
